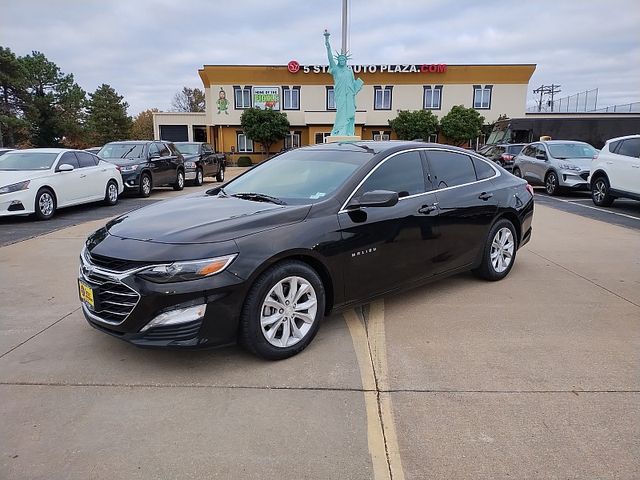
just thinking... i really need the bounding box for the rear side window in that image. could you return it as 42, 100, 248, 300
76, 151, 98, 167
608, 140, 621, 153
427, 151, 477, 188
472, 157, 496, 180
59, 152, 79, 168
521, 145, 536, 157
508, 145, 524, 155
357, 151, 425, 198
617, 138, 640, 158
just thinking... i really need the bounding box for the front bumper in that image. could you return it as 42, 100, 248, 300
558, 170, 590, 189
0, 189, 35, 217
120, 171, 142, 190
185, 168, 197, 181
78, 250, 247, 348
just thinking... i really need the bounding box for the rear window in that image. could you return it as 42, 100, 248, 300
507, 145, 524, 155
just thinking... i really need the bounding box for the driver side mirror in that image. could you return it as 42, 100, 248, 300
149, 153, 160, 160
535, 154, 547, 161
347, 190, 399, 209
57, 163, 74, 172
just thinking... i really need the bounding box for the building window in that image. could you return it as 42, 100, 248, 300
282, 86, 300, 110
374, 86, 392, 110
284, 131, 301, 150
237, 132, 253, 152
234, 86, 252, 109
427, 133, 438, 143
372, 130, 391, 141
326, 87, 336, 110
473, 85, 492, 109
315, 132, 331, 144
423, 85, 442, 110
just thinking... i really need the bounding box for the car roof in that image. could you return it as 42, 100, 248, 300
174, 141, 203, 144
497, 143, 525, 147
299, 140, 473, 156
105, 141, 152, 145
8, 148, 78, 154
606, 134, 640, 143
540, 140, 591, 145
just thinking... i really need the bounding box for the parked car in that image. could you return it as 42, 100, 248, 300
0, 148, 15, 157
85, 147, 102, 155
589, 134, 640, 206
480, 144, 525, 170
174, 142, 226, 185
0, 148, 123, 220
512, 140, 597, 195
78, 141, 534, 359
97, 141, 185, 197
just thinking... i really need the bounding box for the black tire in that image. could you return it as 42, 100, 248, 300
473, 218, 518, 281
173, 169, 185, 191
193, 168, 203, 186
34, 187, 56, 220
545, 171, 560, 196
216, 167, 225, 183
591, 175, 615, 207
512, 167, 522, 178
139, 173, 152, 197
239, 260, 325, 360
104, 180, 119, 206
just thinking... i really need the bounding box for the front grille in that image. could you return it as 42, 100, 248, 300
88, 251, 149, 272
82, 270, 139, 324
580, 172, 589, 181
142, 319, 203, 341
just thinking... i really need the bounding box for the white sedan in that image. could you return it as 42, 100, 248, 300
0, 148, 124, 220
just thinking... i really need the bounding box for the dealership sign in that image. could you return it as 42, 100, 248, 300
253, 86, 280, 110
293, 63, 447, 74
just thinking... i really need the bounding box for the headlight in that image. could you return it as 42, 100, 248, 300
120, 164, 139, 172
0, 180, 30, 195
558, 162, 581, 171
137, 254, 237, 283
184, 161, 196, 168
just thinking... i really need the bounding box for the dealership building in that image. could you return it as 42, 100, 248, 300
153, 63, 536, 161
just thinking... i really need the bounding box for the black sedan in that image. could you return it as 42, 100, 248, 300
174, 142, 226, 185
78, 141, 534, 360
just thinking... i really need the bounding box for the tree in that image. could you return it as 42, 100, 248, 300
388, 110, 439, 140
240, 108, 290, 157
0, 46, 28, 147
131, 108, 158, 140
85, 84, 132, 146
171, 87, 205, 112
439, 105, 485, 146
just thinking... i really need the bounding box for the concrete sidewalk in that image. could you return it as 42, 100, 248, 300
0, 204, 638, 479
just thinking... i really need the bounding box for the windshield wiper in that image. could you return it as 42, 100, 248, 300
231, 192, 286, 205
120, 146, 137, 158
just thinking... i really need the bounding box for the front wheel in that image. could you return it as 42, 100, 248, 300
239, 261, 325, 360
139, 173, 152, 197
216, 167, 225, 183
473, 219, 517, 281
193, 168, 203, 186
591, 176, 614, 207
34, 188, 56, 220
173, 169, 185, 191
545, 171, 560, 196
104, 180, 119, 206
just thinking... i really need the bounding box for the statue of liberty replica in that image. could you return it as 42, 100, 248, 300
324, 30, 363, 138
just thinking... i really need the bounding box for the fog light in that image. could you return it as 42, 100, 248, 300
140, 304, 206, 332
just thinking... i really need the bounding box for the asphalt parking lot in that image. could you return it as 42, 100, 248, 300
1, 172, 638, 479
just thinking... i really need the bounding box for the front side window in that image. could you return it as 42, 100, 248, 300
159, 143, 171, 157
234, 86, 252, 109
423, 86, 442, 109
374, 86, 392, 110
282, 86, 300, 110
237, 133, 253, 153
326, 87, 335, 110
535, 145, 548, 159
356, 151, 425, 198
616, 138, 640, 158
427, 151, 477, 189
522, 144, 537, 157
473, 85, 492, 109
59, 152, 80, 169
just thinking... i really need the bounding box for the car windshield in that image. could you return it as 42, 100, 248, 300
222, 149, 372, 204
548, 143, 596, 159
99, 144, 146, 159
176, 143, 199, 155
0, 152, 58, 171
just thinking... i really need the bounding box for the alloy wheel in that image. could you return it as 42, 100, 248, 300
108, 183, 118, 203
260, 276, 318, 348
39, 192, 54, 216
593, 179, 606, 203
490, 227, 514, 273
178, 171, 184, 188
197, 170, 203, 185
545, 173, 557, 194
142, 176, 151, 196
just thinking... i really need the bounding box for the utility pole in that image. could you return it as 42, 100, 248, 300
533, 84, 562, 112
341, 0, 348, 54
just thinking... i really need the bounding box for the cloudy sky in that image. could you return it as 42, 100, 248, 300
2, 0, 639, 115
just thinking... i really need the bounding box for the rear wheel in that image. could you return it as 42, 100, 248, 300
173, 169, 185, 191
216, 167, 225, 183
104, 180, 119, 206
239, 261, 325, 360
591, 176, 614, 207
34, 188, 56, 220
139, 173, 152, 197
512, 167, 522, 178
545, 171, 560, 196
473, 219, 517, 281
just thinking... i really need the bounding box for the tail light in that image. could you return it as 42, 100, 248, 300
525, 184, 534, 196
502, 153, 514, 161
115, 165, 121, 171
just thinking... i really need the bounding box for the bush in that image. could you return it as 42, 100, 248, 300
237, 156, 252, 167
388, 110, 438, 140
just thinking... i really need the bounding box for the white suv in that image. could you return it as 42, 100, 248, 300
589, 135, 640, 206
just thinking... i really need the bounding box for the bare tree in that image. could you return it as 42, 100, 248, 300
171, 87, 205, 112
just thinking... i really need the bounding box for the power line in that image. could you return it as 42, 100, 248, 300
533, 84, 562, 112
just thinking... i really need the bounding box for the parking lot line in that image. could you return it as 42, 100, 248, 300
538, 194, 640, 221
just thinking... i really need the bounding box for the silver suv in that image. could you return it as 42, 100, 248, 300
512, 140, 597, 195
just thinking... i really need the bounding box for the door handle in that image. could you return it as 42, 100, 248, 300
80, 174, 87, 178
606, 161, 613, 165
632, 165, 640, 168
478, 192, 493, 200
418, 203, 438, 214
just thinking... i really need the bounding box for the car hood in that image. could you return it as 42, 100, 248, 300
181, 154, 198, 161
0, 169, 53, 185
555, 157, 592, 169
107, 193, 312, 244
103, 158, 144, 167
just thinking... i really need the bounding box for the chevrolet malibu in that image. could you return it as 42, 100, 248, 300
79, 141, 534, 359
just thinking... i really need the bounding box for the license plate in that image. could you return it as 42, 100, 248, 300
78, 280, 95, 309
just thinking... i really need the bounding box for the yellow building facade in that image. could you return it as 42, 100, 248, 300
153, 63, 536, 162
